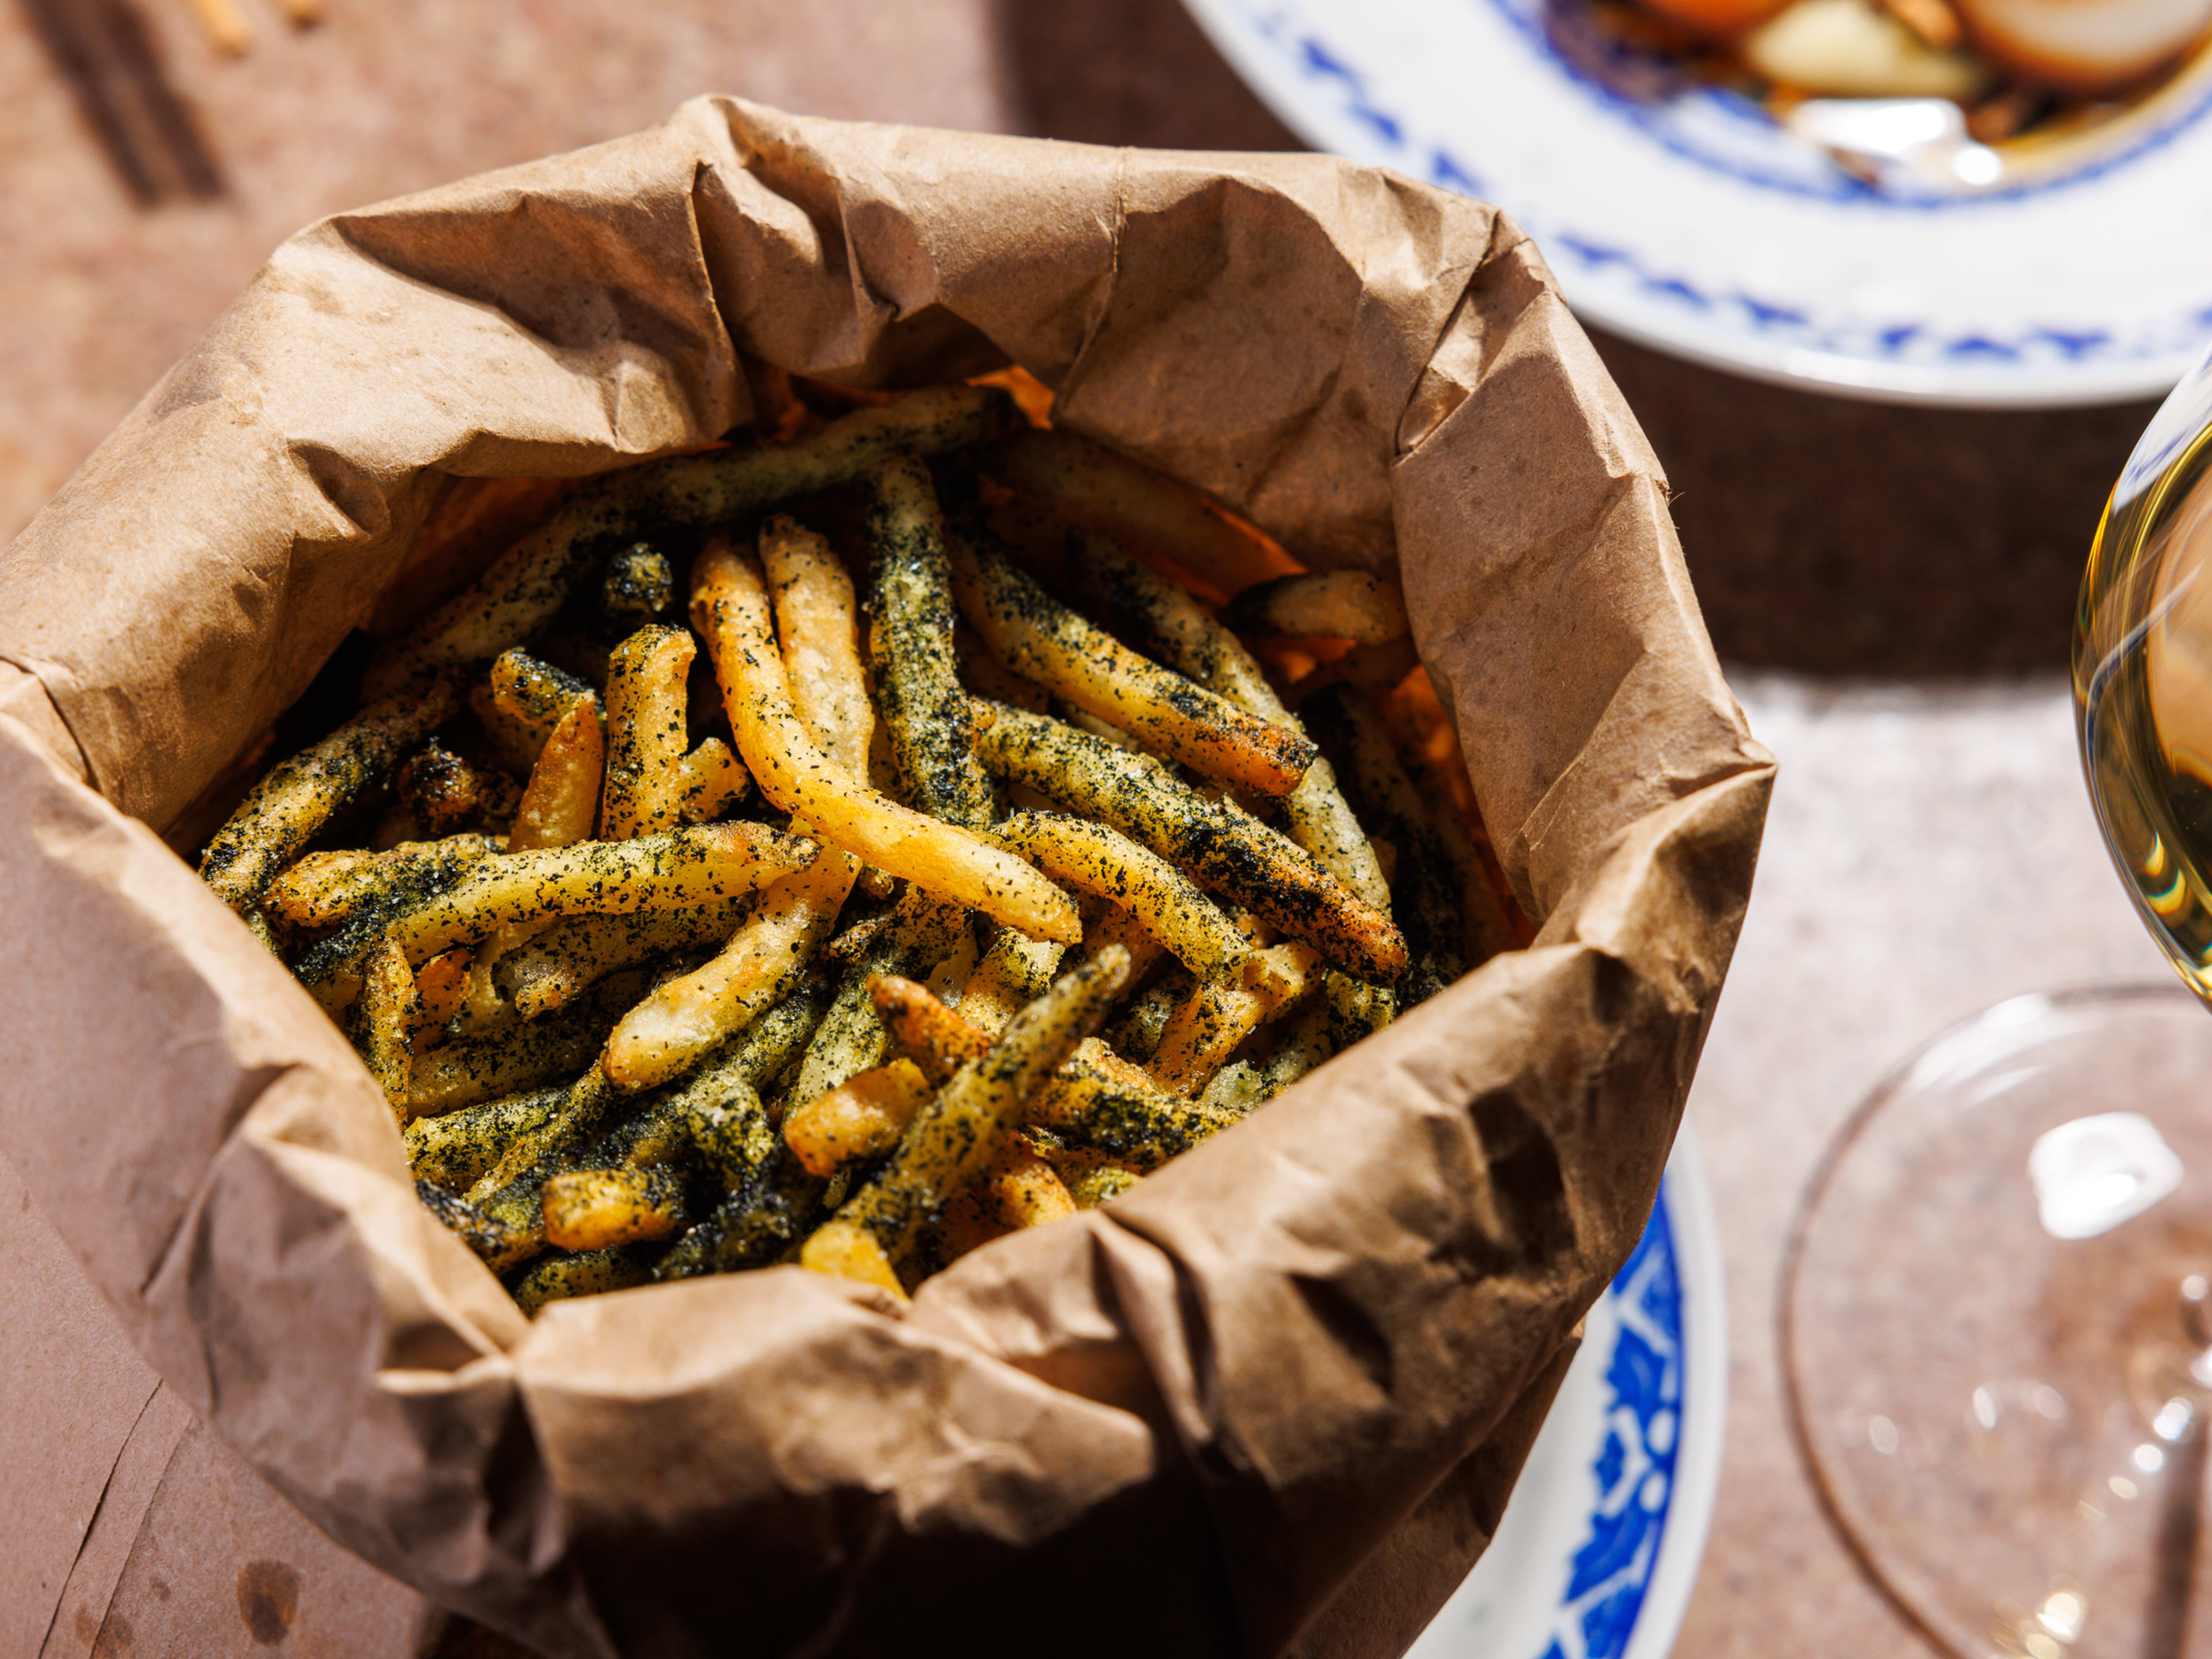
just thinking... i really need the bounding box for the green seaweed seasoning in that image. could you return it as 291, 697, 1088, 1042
619, 978, 835, 1177
599, 542, 676, 634
1300, 683, 1466, 1009
293, 854, 485, 1011
510, 1242, 660, 1315
656, 1143, 831, 1279
864, 452, 995, 831
404, 1085, 569, 1191
408, 968, 653, 1115
791, 893, 967, 1102
415, 1180, 538, 1272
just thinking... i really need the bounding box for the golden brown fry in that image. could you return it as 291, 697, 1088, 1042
1032, 1063, 1240, 1169
672, 737, 745, 824
781, 1058, 934, 1177
869, 974, 990, 1085
541, 1168, 682, 1252
760, 516, 874, 774
974, 703, 1404, 981
406, 971, 646, 1116
959, 928, 1066, 1035
692, 538, 1078, 942
995, 811, 1250, 981
948, 524, 1315, 795
393, 740, 493, 837
412, 947, 473, 1044
1066, 1163, 1143, 1209
509, 696, 604, 851
199, 681, 458, 912
512, 1245, 657, 1316
979, 426, 1293, 596
806, 946, 1129, 1265
491, 649, 597, 743
263, 834, 497, 930
1150, 942, 1321, 1095
600, 543, 675, 632
355, 938, 419, 1119
498, 895, 753, 1020
600, 624, 696, 838
791, 893, 965, 1103
1225, 570, 1411, 645
799, 1219, 907, 1297
404, 1085, 566, 1190
865, 454, 995, 828
384, 822, 815, 965
978, 1139, 1076, 1230
366, 385, 1017, 696
955, 623, 1048, 714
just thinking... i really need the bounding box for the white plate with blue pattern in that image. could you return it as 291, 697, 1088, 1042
1181, 0, 2212, 405
1406, 1123, 1726, 1659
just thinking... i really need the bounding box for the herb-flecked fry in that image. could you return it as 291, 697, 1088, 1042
355, 938, 420, 1119
948, 524, 1315, 795
760, 516, 873, 774
509, 697, 604, 851
1066, 1164, 1143, 1209
600, 624, 696, 839
1077, 540, 1389, 912
382, 823, 815, 965
1225, 570, 1411, 644
412, 947, 473, 1043
491, 649, 597, 744
869, 974, 990, 1085
264, 834, 498, 930
496, 895, 754, 1019
415, 1181, 540, 1273
782, 1058, 933, 1177
979, 427, 1291, 596
693, 539, 1077, 941
512, 1244, 658, 1316
394, 740, 493, 838
199, 681, 458, 912
959, 928, 1065, 1034
865, 454, 995, 828
404, 1085, 566, 1189
672, 737, 745, 824
973, 703, 1406, 982
995, 811, 1251, 982
365, 386, 1017, 695
792, 893, 965, 1102
406, 970, 647, 1116
542, 1168, 683, 1252
802, 1222, 907, 1297
978, 1139, 1077, 1230
620, 980, 834, 1187
1032, 1066, 1240, 1170
600, 543, 675, 632
1150, 941, 1321, 1095
805, 945, 1130, 1273
1200, 999, 1333, 1114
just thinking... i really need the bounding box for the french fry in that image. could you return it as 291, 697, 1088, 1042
365, 385, 1017, 696
869, 974, 991, 1084
1107, 968, 1190, 1063
865, 454, 995, 829
497, 894, 754, 1020
1066, 1163, 1143, 1209
1225, 570, 1411, 645
948, 521, 1315, 796
404, 1084, 567, 1190
978, 426, 1294, 596
1198, 999, 1333, 1114
976, 1140, 1077, 1230
1150, 941, 1321, 1096
510, 697, 605, 851
512, 1244, 658, 1316
412, 947, 474, 1045
414, 1182, 540, 1273
760, 516, 873, 774
1325, 972, 1397, 1053
354, 938, 420, 1119
800, 1221, 907, 1297
199, 680, 458, 912
600, 543, 675, 632
672, 737, 746, 824
692, 538, 1077, 941
491, 649, 597, 744
782, 1059, 934, 1177
995, 811, 1251, 981
804, 946, 1129, 1272
1032, 1065, 1241, 1169
600, 624, 696, 838
973, 703, 1404, 982
405, 970, 647, 1116
393, 740, 495, 838
791, 893, 965, 1103
263, 834, 497, 930
622, 979, 836, 1190
469, 1062, 628, 1225
382, 822, 815, 965
542, 1168, 683, 1252
959, 928, 1066, 1034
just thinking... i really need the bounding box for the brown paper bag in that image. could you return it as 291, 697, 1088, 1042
0, 97, 1772, 1658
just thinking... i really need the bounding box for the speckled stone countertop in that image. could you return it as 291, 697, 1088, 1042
0, 2, 2183, 1653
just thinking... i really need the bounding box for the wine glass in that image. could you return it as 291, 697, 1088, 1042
1781, 338, 2212, 1659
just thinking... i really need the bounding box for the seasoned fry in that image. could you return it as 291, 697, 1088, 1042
509, 698, 605, 851
692, 539, 1077, 941
1225, 570, 1411, 645
801, 1222, 907, 1297
995, 812, 1250, 981
977, 1139, 1077, 1230
264, 834, 497, 930
804, 946, 1129, 1275
414, 1182, 539, 1273
672, 737, 745, 824
760, 516, 873, 773
491, 648, 597, 744
1107, 968, 1190, 1063
365, 385, 1017, 695
412, 947, 474, 1042
512, 1244, 658, 1316
404, 1084, 567, 1190
354, 938, 420, 1119
622, 980, 835, 1191
948, 522, 1315, 795
979, 426, 1292, 596
1199, 999, 1334, 1114
1066, 1164, 1143, 1209
959, 928, 1065, 1034
600, 624, 696, 838
1150, 941, 1321, 1096
1325, 972, 1397, 1052
974, 703, 1405, 982
394, 740, 494, 837
865, 454, 994, 828
382, 822, 815, 965
1033, 1065, 1240, 1169
782, 1059, 934, 1177
496, 894, 753, 1019
294, 857, 491, 1014
869, 974, 991, 1084
199, 681, 458, 912
600, 543, 675, 632
792, 893, 965, 1102
405, 971, 647, 1116
542, 1168, 683, 1252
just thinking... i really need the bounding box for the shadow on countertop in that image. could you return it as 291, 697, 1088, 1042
991, 0, 2162, 681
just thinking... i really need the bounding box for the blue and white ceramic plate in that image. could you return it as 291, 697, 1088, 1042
1407, 1125, 1726, 1659
1182, 0, 2212, 405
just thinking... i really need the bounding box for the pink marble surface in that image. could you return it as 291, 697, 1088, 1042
0, 4, 2176, 1654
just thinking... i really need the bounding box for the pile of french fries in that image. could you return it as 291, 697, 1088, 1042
195, 376, 1522, 1312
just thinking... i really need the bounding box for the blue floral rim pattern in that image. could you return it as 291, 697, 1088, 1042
1541, 1181, 1683, 1659
1215, 0, 2212, 374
